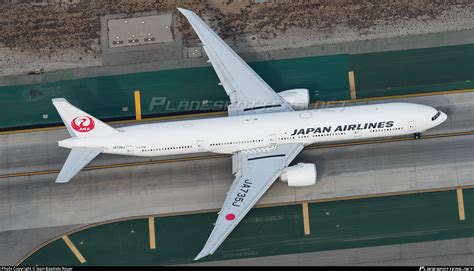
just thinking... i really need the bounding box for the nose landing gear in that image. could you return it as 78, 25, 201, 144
414, 132, 421, 139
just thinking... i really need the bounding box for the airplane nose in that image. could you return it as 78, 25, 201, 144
439, 111, 448, 123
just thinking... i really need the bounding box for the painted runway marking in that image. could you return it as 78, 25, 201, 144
348, 71, 356, 100
62, 235, 86, 264
16, 186, 474, 266
134, 90, 142, 121
457, 188, 465, 221
148, 216, 156, 249
302, 202, 311, 235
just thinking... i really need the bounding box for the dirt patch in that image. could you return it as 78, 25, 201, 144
0, 0, 473, 76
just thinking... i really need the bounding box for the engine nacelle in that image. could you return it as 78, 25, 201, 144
278, 89, 310, 110
280, 163, 317, 187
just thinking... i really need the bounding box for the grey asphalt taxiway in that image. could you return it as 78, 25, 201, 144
0, 91, 473, 265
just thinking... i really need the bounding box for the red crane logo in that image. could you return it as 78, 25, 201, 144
71, 116, 95, 132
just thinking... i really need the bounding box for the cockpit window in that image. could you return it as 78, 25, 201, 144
432, 111, 441, 121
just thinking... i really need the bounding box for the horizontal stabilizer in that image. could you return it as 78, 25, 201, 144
56, 147, 103, 183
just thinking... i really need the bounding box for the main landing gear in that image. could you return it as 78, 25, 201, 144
414, 132, 421, 140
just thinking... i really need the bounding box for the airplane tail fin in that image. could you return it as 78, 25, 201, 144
52, 98, 118, 138
56, 147, 103, 183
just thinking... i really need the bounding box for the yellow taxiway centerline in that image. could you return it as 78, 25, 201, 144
0, 88, 472, 136
62, 235, 86, 264
302, 202, 311, 235
0, 130, 472, 180
149, 216, 156, 250
457, 188, 466, 221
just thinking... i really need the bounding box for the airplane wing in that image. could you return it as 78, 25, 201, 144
194, 143, 304, 260
178, 8, 304, 260
177, 8, 294, 116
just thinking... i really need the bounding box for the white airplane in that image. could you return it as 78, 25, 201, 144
52, 8, 447, 260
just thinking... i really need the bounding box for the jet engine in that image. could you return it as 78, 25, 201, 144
280, 163, 317, 187
278, 89, 310, 110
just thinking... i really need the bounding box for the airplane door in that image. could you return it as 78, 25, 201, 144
126, 145, 134, 155
268, 134, 277, 145
353, 130, 362, 138
197, 140, 205, 151
409, 120, 416, 131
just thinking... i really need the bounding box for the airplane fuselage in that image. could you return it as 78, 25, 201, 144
59, 102, 447, 156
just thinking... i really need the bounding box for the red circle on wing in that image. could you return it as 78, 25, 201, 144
225, 214, 236, 221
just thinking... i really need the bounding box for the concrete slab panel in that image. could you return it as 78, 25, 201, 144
49, 172, 91, 202
0, 136, 7, 173
332, 145, 377, 197
259, 180, 296, 205
50, 199, 92, 226
453, 135, 474, 186
412, 137, 458, 189
89, 167, 133, 221
0, 181, 9, 231
400, 238, 471, 259
90, 195, 133, 223
5, 132, 48, 174
89, 167, 132, 199
355, 244, 401, 264
8, 175, 50, 207
0, 205, 10, 232
129, 163, 174, 215
236, 253, 298, 266
371, 141, 418, 193
468, 237, 474, 253
10, 203, 51, 230
448, 92, 474, 133
170, 160, 214, 212
297, 248, 358, 265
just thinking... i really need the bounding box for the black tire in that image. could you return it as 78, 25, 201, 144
414, 133, 421, 139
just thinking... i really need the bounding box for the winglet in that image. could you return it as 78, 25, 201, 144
177, 7, 191, 15
193, 249, 210, 261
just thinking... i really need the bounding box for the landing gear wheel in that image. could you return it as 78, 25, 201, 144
414, 133, 421, 140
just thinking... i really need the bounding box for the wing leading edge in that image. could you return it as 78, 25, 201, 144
177, 8, 293, 116
194, 143, 304, 260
